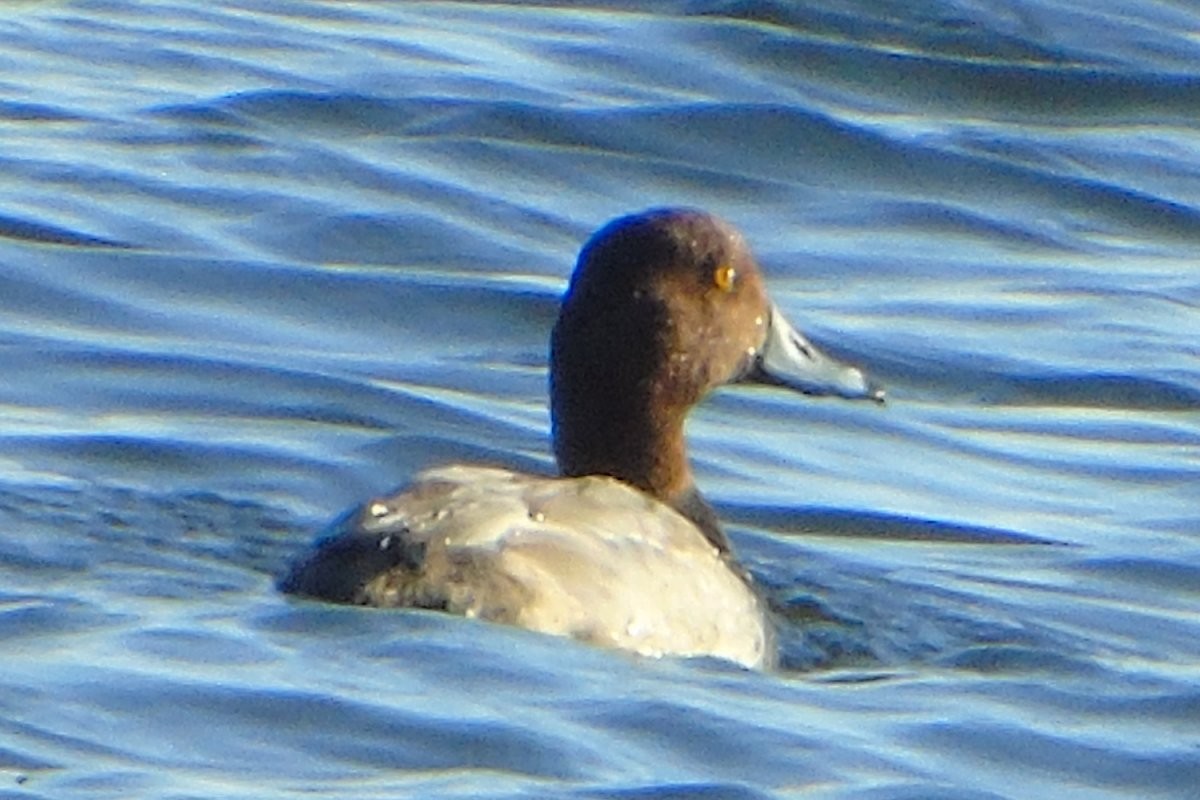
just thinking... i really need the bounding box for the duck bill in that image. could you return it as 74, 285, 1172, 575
745, 303, 884, 402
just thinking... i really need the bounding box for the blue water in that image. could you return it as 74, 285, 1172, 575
2, 1, 1198, 798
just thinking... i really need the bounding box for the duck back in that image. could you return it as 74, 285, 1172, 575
281, 465, 773, 669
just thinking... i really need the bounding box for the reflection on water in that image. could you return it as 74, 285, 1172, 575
1, 1, 1198, 798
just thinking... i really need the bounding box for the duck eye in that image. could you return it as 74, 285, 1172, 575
713, 263, 737, 293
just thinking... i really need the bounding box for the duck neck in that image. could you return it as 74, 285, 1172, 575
555, 391, 688, 498
552, 393, 732, 554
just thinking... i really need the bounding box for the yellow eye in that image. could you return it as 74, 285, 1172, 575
713, 263, 736, 293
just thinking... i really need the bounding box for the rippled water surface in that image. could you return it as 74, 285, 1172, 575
2, 1, 1199, 798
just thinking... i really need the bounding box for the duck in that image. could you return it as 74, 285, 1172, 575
279, 208, 882, 669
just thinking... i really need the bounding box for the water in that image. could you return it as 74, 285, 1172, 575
1, 1, 1198, 797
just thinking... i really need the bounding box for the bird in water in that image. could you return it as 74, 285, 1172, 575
280, 208, 882, 669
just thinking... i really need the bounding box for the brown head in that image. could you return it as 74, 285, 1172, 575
550, 209, 881, 552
